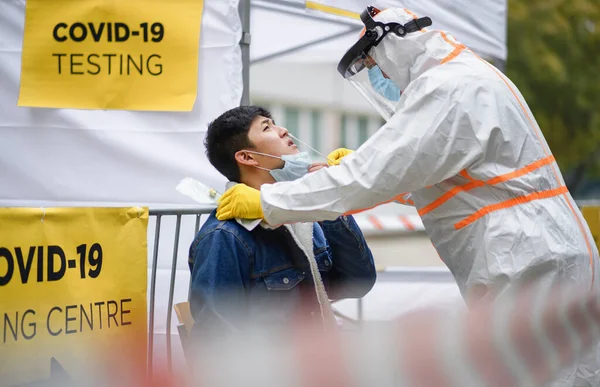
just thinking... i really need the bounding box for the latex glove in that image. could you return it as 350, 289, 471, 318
327, 148, 354, 166
216, 184, 264, 220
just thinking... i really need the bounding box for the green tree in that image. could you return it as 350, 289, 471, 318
506, 0, 600, 190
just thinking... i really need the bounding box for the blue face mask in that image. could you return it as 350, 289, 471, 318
368, 66, 401, 102
247, 151, 313, 182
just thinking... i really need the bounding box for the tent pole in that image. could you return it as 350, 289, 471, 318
239, 0, 251, 105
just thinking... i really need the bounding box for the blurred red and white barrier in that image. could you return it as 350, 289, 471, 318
353, 214, 425, 235
145, 282, 600, 387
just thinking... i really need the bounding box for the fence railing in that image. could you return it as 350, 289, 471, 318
147, 207, 214, 375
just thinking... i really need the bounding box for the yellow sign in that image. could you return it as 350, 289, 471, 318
0, 207, 148, 386
582, 205, 600, 251
18, 0, 204, 111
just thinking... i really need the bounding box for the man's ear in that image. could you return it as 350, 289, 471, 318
235, 150, 259, 167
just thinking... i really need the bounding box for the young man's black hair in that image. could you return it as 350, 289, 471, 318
204, 106, 272, 182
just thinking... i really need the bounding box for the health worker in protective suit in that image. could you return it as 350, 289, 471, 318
216, 7, 600, 385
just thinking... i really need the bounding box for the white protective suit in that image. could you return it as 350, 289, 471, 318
258, 7, 600, 385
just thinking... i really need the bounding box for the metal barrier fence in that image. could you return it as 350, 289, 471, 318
147, 207, 214, 375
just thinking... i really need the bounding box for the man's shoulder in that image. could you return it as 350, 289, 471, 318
189, 212, 258, 263
195, 211, 254, 243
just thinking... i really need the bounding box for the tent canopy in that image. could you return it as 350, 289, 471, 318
249, 0, 507, 67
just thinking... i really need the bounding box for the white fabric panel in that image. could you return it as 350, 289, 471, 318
395, 0, 507, 60
305, 0, 507, 60
250, 0, 506, 64
250, 1, 357, 63
0, 0, 242, 206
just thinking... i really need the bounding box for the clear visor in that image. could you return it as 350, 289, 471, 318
346, 59, 402, 122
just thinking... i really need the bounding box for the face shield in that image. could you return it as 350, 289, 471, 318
337, 6, 432, 121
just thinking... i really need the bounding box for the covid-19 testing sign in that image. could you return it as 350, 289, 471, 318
17, 0, 205, 111
0, 207, 148, 386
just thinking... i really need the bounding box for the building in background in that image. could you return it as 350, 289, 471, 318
250, 61, 384, 159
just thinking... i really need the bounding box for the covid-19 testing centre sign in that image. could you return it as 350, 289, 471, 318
0, 208, 148, 386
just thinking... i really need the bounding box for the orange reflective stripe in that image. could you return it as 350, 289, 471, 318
440, 31, 466, 64
403, 8, 428, 32
441, 46, 466, 64
459, 170, 475, 180
368, 215, 384, 230
418, 155, 557, 217
418, 180, 484, 216
404, 8, 418, 20
440, 31, 459, 48
397, 194, 415, 206
343, 193, 406, 216
487, 155, 555, 185
454, 186, 568, 230
474, 52, 596, 287
395, 192, 411, 204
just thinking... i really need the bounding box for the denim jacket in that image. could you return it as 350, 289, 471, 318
188, 211, 375, 336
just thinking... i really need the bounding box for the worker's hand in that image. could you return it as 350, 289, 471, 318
308, 162, 328, 173
216, 184, 264, 220
327, 148, 354, 166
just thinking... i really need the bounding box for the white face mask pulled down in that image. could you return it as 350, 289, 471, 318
247, 151, 313, 182
246, 134, 334, 183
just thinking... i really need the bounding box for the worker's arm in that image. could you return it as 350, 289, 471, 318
330, 150, 415, 208
261, 76, 487, 225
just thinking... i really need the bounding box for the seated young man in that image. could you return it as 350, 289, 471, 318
188, 106, 376, 338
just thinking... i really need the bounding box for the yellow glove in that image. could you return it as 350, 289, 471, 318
216, 184, 264, 220
327, 148, 354, 166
